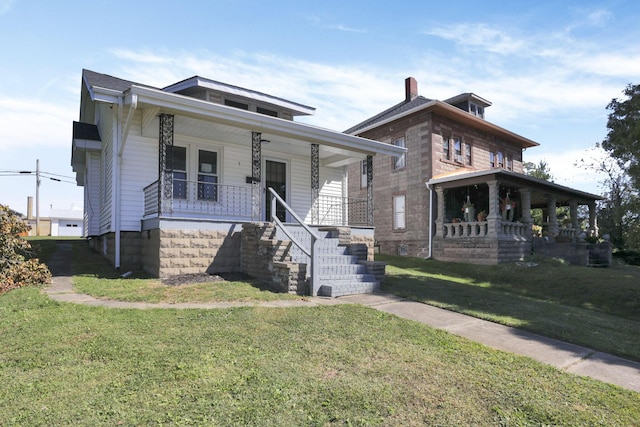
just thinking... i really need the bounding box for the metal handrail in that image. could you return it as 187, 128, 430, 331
268, 187, 322, 296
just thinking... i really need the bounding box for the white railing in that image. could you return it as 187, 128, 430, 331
314, 195, 370, 226
143, 179, 253, 220
269, 187, 322, 296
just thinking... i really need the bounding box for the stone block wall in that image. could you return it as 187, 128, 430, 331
140, 228, 242, 278
433, 237, 530, 265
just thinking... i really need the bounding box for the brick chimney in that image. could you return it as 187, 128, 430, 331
405, 77, 418, 102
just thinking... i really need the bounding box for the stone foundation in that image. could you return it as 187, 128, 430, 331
433, 237, 530, 265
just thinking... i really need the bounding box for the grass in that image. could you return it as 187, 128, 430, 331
379, 254, 640, 362
62, 239, 305, 304
1, 238, 638, 425
2, 287, 639, 426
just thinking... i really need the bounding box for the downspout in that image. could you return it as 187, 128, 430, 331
425, 182, 433, 259
114, 94, 139, 269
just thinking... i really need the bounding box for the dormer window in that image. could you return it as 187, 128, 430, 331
469, 103, 484, 119
256, 106, 278, 117
224, 99, 249, 110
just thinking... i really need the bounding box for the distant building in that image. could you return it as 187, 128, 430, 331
24, 197, 83, 236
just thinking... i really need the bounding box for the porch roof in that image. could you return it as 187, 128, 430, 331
428, 168, 604, 206
124, 84, 407, 164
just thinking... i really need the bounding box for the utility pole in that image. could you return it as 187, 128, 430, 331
36, 159, 40, 236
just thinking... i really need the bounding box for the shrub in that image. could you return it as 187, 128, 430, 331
0, 204, 51, 294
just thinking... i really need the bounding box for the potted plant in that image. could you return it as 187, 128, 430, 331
462, 199, 475, 222
477, 210, 487, 221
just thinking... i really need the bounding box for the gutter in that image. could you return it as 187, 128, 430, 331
425, 182, 433, 259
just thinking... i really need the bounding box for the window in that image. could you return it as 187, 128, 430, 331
197, 149, 218, 201
393, 137, 406, 169
224, 99, 249, 110
393, 195, 406, 230
464, 143, 472, 165
490, 152, 495, 167
166, 146, 187, 199
453, 137, 463, 163
470, 103, 484, 118
497, 151, 504, 168
442, 136, 450, 160
506, 155, 513, 171
256, 106, 278, 117
361, 159, 367, 188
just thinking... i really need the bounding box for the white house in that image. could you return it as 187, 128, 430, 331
71, 70, 405, 296
49, 207, 84, 237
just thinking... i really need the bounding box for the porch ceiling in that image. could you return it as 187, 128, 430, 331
428, 168, 603, 206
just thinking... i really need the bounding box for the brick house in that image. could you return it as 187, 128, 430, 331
347, 77, 604, 265
70, 70, 405, 296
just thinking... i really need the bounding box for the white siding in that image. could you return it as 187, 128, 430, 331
84, 152, 101, 236
96, 103, 114, 234
119, 111, 158, 231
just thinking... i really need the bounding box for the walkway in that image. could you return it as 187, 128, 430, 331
43, 242, 640, 392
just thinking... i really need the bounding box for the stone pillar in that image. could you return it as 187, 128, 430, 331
486, 180, 501, 237
434, 186, 444, 238
158, 114, 174, 216
588, 201, 598, 236
569, 200, 579, 229
546, 195, 558, 237
366, 155, 373, 226
520, 188, 532, 225
310, 143, 319, 224
251, 132, 262, 221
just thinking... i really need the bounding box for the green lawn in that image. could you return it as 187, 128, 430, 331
0, 238, 638, 425
378, 254, 640, 362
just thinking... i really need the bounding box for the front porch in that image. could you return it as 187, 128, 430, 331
429, 169, 605, 265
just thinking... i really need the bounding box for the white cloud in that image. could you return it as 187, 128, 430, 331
0, 97, 74, 151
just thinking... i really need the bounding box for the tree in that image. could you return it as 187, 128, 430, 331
0, 204, 51, 294
524, 160, 554, 182
602, 83, 640, 190
576, 146, 640, 250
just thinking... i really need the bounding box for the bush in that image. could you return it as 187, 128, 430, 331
613, 250, 640, 266
0, 204, 51, 294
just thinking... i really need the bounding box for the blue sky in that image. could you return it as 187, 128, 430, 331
1, 0, 639, 215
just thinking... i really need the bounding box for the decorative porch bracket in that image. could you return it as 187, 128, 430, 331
366, 155, 373, 226
159, 113, 174, 216
251, 132, 262, 221
311, 143, 319, 224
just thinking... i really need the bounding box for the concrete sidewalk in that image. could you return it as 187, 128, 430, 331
43, 242, 640, 392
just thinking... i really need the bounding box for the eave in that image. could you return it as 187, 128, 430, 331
350, 100, 539, 150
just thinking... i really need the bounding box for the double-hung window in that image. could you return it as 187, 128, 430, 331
393, 137, 406, 169
453, 137, 463, 163
497, 151, 504, 168
393, 195, 406, 230
464, 143, 472, 165
442, 136, 450, 160
197, 149, 218, 201
166, 146, 187, 199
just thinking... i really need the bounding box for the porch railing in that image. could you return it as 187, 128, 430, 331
313, 195, 370, 226
443, 221, 489, 238
442, 220, 531, 238
269, 187, 322, 296
143, 179, 254, 220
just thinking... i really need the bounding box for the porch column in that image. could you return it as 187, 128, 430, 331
486, 180, 501, 237
546, 195, 558, 237
366, 155, 373, 226
569, 200, 579, 229
310, 144, 319, 224
520, 188, 532, 225
434, 186, 444, 238
251, 132, 262, 221
158, 113, 174, 215
588, 201, 598, 236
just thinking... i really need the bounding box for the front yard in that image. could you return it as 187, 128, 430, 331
0, 239, 638, 425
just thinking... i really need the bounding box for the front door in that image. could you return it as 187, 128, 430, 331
265, 160, 287, 222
